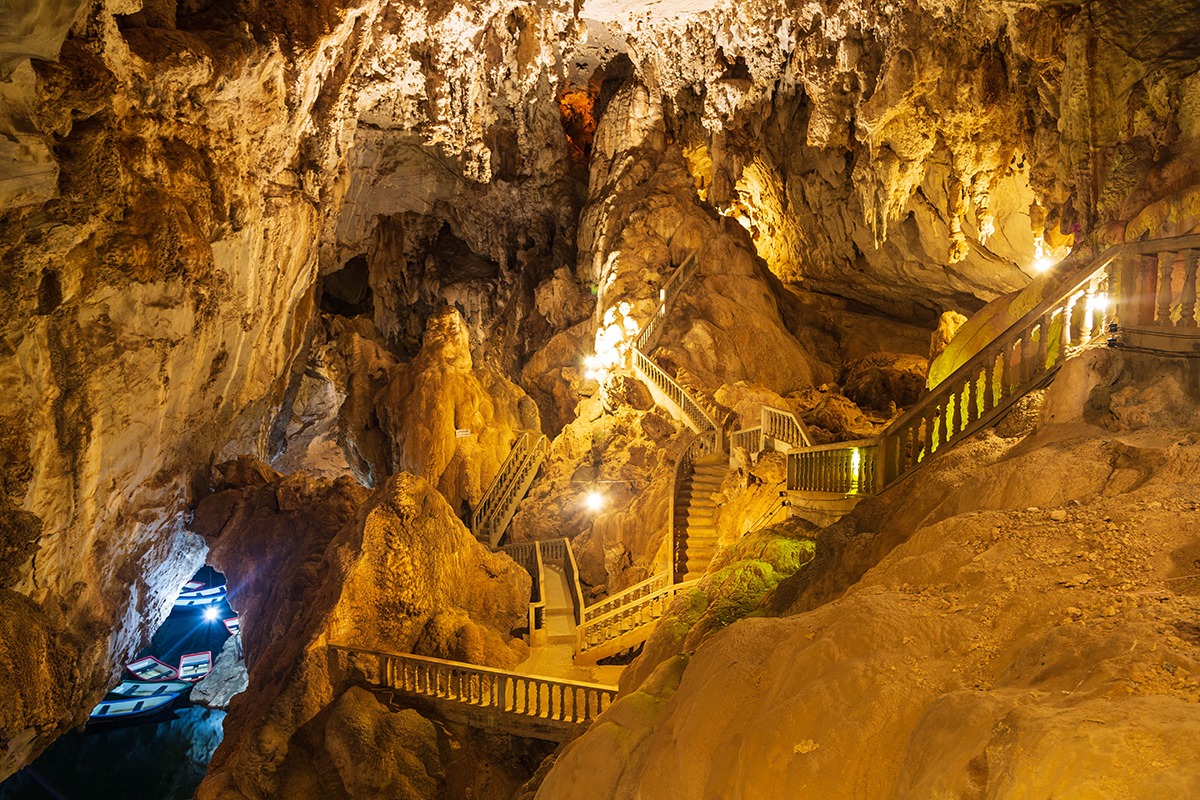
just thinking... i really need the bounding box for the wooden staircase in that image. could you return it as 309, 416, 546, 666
675, 455, 725, 581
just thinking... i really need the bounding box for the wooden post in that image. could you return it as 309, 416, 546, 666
1180, 250, 1198, 328
1156, 251, 1175, 325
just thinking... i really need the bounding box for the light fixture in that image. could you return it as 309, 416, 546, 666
1032, 256, 1055, 273
203, 606, 220, 622
584, 491, 605, 512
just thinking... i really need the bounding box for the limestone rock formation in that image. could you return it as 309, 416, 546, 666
376, 307, 541, 516
535, 349, 1200, 798
4, 0, 1200, 787
192, 464, 530, 799
190, 636, 248, 711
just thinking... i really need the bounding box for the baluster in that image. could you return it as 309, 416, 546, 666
1179, 250, 1198, 328
967, 371, 980, 426
1156, 251, 1175, 324
1061, 298, 1074, 348
950, 387, 963, 437
922, 411, 934, 461
1020, 332, 1035, 384
1037, 313, 1051, 372
1081, 283, 1096, 341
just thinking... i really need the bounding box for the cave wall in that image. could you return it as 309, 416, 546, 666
3, 0, 1200, 783
595, 0, 1200, 318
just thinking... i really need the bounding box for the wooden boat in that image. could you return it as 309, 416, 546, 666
125, 656, 179, 681
173, 585, 226, 607
110, 679, 193, 698
178, 651, 213, 682
89, 692, 178, 720
223, 616, 240, 636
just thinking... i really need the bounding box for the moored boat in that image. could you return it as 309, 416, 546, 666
110, 679, 193, 698
89, 692, 178, 720
173, 585, 226, 607
125, 656, 179, 681
178, 651, 213, 682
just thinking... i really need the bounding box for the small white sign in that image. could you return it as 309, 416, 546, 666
455, 429, 471, 438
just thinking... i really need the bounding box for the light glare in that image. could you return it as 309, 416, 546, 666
585, 491, 605, 512
203, 606, 220, 622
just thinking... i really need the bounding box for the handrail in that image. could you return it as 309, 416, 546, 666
576, 579, 700, 656
731, 426, 762, 455
472, 432, 532, 535
581, 570, 671, 624
481, 434, 549, 546
761, 405, 812, 448
632, 348, 720, 435
492, 541, 545, 638
636, 251, 700, 354
329, 645, 616, 727
784, 234, 1200, 497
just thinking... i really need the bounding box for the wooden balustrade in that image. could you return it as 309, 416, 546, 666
632, 348, 720, 435
786, 440, 878, 495
762, 405, 812, 448
330, 645, 616, 730
581, 571, 671, 623
472, 433, 533, 536
731, 426, 762, 454
785, 235, 1200, 498
576, 579, 699, 657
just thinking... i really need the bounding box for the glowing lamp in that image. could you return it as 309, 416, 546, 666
1032, 256, 1055, 273
584, 491, 605, 512
203, 606, 221, 622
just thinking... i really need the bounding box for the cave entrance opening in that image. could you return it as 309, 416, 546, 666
0, 566, 245, 800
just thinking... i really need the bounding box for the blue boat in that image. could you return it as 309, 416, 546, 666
89, 692, 178, 720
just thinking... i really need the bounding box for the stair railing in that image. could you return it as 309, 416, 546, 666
575, 578, 700, 660
761, 405, 812, 449
539, 537, 586, 625
494, 541, 546, 642
472, 433, 533, 536
329, 645, 616, 730
785, 234, 1200, 497
481, 434, 549, 547
581, 571, 671, 624
631, 348, 721, 438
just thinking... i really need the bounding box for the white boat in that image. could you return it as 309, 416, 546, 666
126, 656, 179, 681
223, 616, 240, 636
110, 679, 193, 698
182, 580, 206, 591
89, 692, 178, 720
178, 651, 213, 682
173, 585, 226, 607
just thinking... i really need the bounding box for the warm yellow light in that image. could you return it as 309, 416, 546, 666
584, 491, 605, 512
1090, 293, 1108, 313
1032, 256, 1055, 273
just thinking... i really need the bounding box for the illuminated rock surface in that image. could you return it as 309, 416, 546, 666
1, 0, 1199, 792
192, 464, 531, 799
535, 351, 1200, 798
